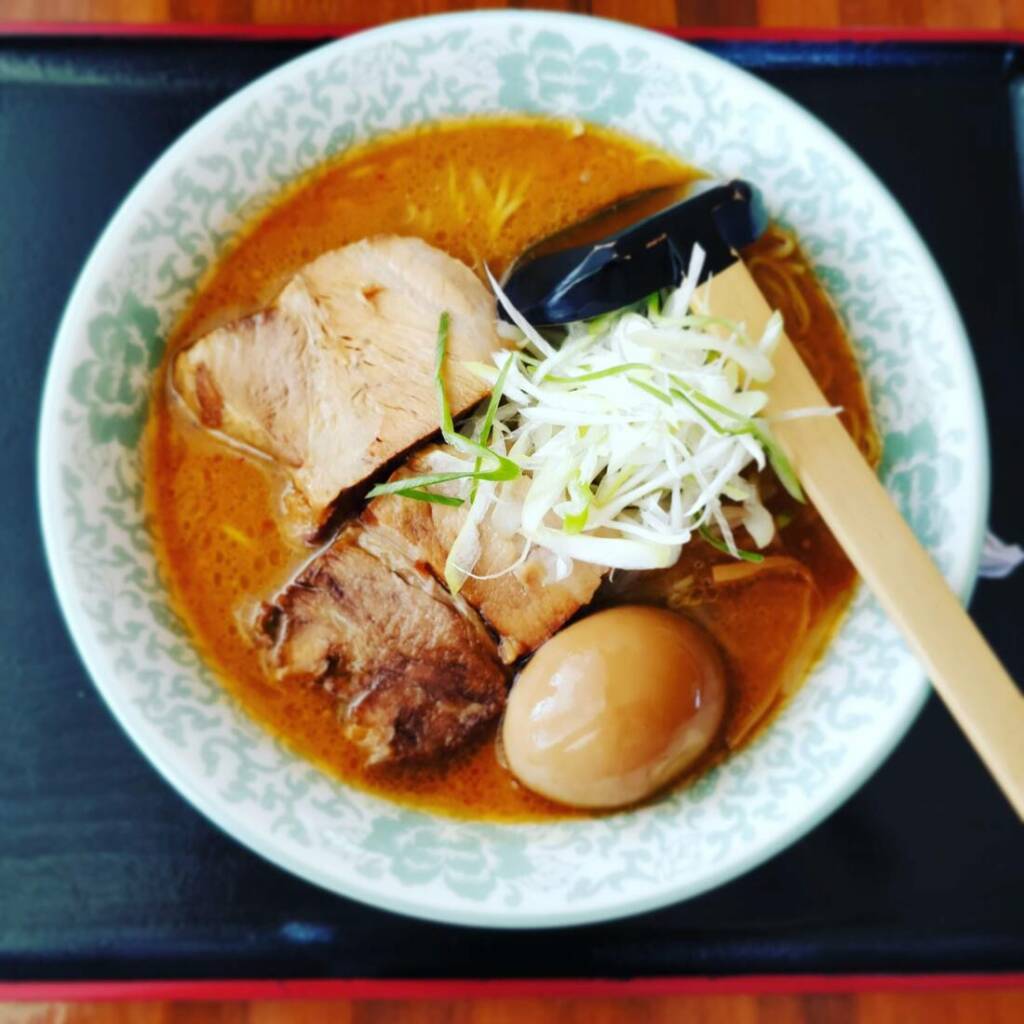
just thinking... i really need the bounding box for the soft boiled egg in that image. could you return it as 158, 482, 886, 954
502, 605, 726, 809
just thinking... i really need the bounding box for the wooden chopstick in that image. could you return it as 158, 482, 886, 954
698, 261, 1024, 822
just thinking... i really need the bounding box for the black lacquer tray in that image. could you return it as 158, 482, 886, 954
3, 26, 1023, 991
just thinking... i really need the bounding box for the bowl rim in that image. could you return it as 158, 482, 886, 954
37, 9, 991, 928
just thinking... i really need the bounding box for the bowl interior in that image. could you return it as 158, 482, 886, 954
38, 11, 987, 927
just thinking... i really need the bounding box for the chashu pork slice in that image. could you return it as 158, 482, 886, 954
173, 236, 502, 533
364, 449, 606, 663
256, 524, 507, 765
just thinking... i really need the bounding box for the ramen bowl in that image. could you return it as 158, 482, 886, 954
37, 11, 987, 927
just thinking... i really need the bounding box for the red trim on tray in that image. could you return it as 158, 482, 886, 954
2, 975, 1024, 1002
0, 18, 1017, 1005
2, 21, 1024, 44
0, 20, 363, 39
667, 26, 1024, 42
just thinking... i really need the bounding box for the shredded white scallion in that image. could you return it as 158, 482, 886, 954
375, 245, 837, 589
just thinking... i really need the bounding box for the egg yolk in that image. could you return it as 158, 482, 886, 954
502, 605, 726, 809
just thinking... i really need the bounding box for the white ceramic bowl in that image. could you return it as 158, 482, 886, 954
38, 11, 988, 927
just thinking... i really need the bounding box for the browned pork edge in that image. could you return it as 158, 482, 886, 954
255, 524, 508, 765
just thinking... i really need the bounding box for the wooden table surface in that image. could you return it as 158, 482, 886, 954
3, 1, 1023, 1022
5, 0, 1024, 29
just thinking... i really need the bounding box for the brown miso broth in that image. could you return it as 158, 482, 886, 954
146, 116, 878, 822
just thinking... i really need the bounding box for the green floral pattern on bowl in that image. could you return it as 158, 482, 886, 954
38, 12, 988, 927
70, 291, 163, 447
